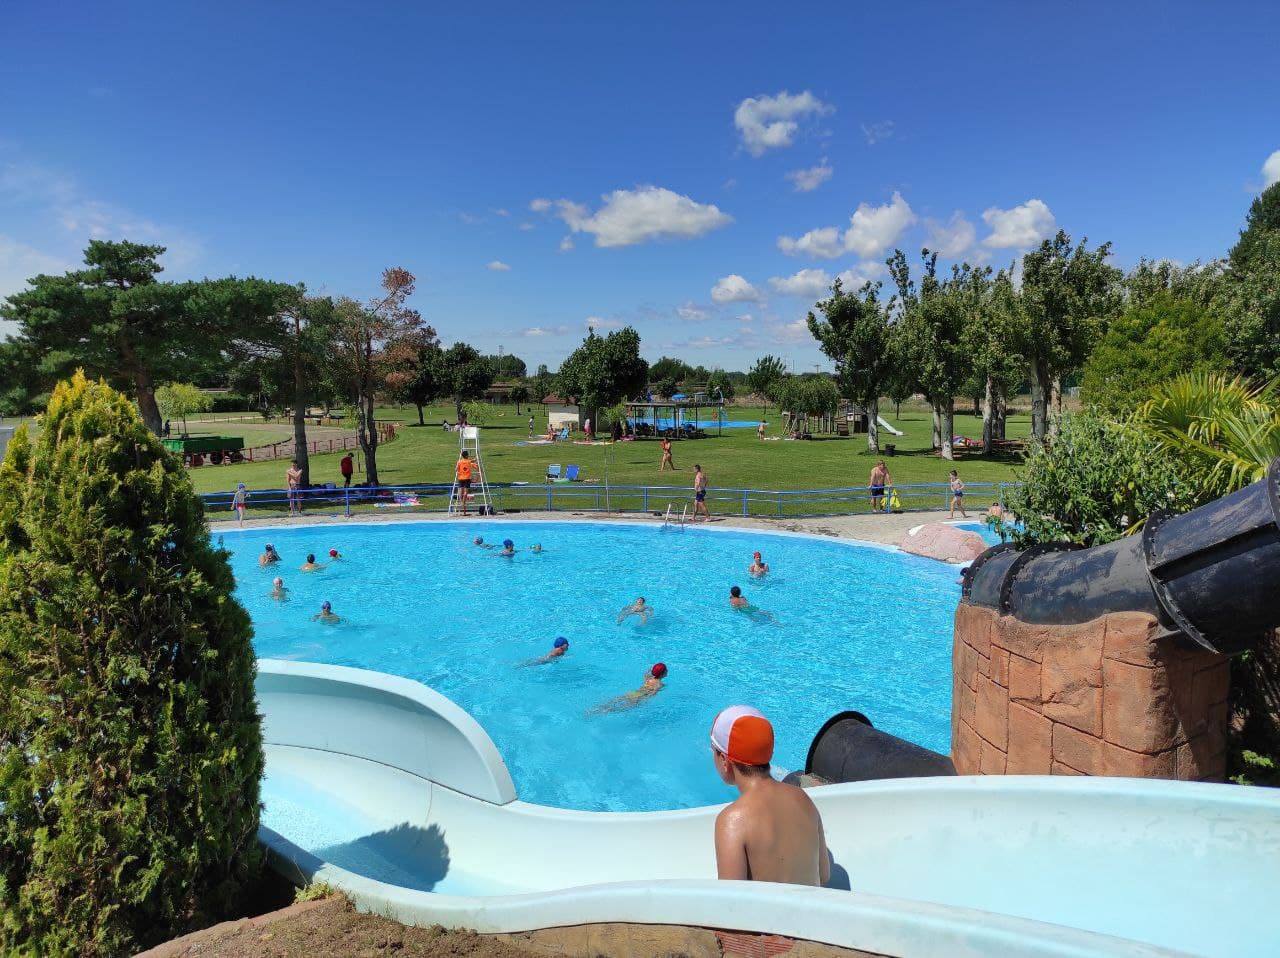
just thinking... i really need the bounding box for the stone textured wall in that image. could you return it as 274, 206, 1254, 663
951, 604, 1231, 780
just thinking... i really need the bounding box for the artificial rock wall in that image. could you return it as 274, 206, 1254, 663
951, 604, 1231, 781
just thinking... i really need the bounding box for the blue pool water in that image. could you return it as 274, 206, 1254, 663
223, 521, 959, 812
953, 520, 1014, 547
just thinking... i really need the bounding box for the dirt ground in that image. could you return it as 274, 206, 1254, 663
137, 895, 881, 958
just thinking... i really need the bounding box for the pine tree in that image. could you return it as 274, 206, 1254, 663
0, 372, 264, 955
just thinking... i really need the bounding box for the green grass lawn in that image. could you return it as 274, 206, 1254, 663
186, 401, 1028, 505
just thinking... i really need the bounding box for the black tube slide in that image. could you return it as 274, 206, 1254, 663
802, 711, 955, 784
963, 456, 1280, 655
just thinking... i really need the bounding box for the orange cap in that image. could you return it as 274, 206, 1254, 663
711, 705, 774, 765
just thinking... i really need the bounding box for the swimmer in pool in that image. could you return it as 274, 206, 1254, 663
531, 544, 544, 554
524, 636, 569, 666
589, 663, 667, 714
474, 536, 495, 549
300, 553, 322, 572
748, 551, 769, 577
328, 548, 342, 561
259, 544, 281, 567
730, 586, 775, 622
312, 601, 340, 623
270, 576, 288, 601
498, 539, 515, 557
617, 596, 653, 624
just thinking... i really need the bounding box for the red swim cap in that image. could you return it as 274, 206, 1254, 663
329, 549, 338, 557
753, 551, 762, 560
651, 662, 668, 679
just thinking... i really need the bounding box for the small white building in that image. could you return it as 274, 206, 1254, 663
541, 394, 583, 431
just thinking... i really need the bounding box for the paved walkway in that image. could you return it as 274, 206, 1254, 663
211, 507, 961, 549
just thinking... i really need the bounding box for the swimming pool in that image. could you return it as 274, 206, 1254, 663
224, 521, 959, 812
953, 519, 1010, 547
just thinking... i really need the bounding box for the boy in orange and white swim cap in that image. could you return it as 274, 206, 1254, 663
710, 706, 830, 887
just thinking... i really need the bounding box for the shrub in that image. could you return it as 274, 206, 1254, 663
1005, 413, 1196, 547
0, 372, 264, 955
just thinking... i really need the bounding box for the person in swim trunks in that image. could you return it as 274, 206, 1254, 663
693, 464, 710, 521
948, 469, 968, 519
300, 553, 322, 572
312, 601, 340, 623
589, 663, 667, 714
729, 585, 749, 609
711, 706, 830, 886
455, 450, 477, 516
868, 460, 891, 512
617, 596, 653, 624
748, 551, 769, 577
259, 544, 281, 566
659, 437, 675, 472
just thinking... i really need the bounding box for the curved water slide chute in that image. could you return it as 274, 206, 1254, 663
257, 660, 1280, 958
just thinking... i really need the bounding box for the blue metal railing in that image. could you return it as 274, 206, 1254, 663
202, 480, 1016, 521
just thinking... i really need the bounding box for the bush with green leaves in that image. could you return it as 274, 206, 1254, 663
0, 372, 264, 955
1005, 413, 1196, 547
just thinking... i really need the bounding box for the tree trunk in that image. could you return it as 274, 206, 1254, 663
1029, 362, 1049, 442
995, 392, 1007, 440
292, 337, 310, 488
971, 395, 981, 417
1048, 377, 1063, 438
866, 397, 880, 453
981, 375, 995, 455
123, 342, 163, 434
455, 397, 464, 421
358, 392, 379, 486
931, 405, 941, 450
939, 399, 955, 461
415, 403, 425, 426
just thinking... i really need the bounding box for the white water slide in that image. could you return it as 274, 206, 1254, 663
876, 415, 904, 436
257, 660, 1280, 958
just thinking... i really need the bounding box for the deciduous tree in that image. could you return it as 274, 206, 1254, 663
746, 355, 786, 420
556, 327, 649, 421
807, 277, 893, 452
155, 382, 213, 434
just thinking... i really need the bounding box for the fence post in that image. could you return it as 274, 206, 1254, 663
345, 486, 351, 518
643, 487, 649, 512
742, 490, 748, 517
547, 485, 553, 511
777, 493, 783, 517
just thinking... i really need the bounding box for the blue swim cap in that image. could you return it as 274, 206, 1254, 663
553, 637, 568, 648
503, 539, 513, 548
322, 601, 331, 611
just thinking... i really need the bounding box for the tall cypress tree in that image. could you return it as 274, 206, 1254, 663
0, 372, 264, 955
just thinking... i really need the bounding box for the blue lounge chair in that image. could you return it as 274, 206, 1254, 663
563, 464, 580, 482
556, 426, 570, 441
546, 463, 562, 482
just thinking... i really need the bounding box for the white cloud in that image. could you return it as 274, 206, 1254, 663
493, 208, 510, 217
861, 120, 895, 145
785, 158, 833, 192
517, 221, 535, 231
982, 199, 1055, 249
0, 236, 71, 337
459, 211, 483, 224
734, 90, 833, 156
777, 226, 844, 259
924, 211, 977, 258
529, 198, 552, 212
521, 324, 571, 337
835, 262, 887, 289
775, 317, 813, 343
736, 313, 754, 323
558, 235, 574, 252
778, 192, 915, 261
586, 316, 623, 330
845, 191, 916, 258
711, 274, 761, 304
487, 260, 511, 271
677, 301, 711, 321
769, 268, 831, 297
1264, 150, 1280, 188
549, 186, 731, 248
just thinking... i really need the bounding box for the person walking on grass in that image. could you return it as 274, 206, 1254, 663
455, 449, 478, 516
693, 464, 710, 521
285, 459, 303, 516
659, 436, 675, 472
340, 452, 354, 488
948, 469, 968, 519
528, 414, 535, 437
868, 460, 891, 512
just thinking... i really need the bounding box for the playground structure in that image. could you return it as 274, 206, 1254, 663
624, 393, 728, 438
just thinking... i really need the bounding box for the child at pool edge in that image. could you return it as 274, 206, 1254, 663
589, 663, 667, 714
231, 482, 247, 525
711, 706, 830, 887
748, 551, 769, 577
312, 601, 340, 623
270, 576, 287, 601
617, 596, 653, 624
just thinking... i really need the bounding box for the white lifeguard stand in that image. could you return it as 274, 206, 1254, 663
449, 425, 494, 515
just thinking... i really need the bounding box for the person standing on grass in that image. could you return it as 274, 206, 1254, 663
528, 414, 535, 437
455, 449, 477, 516
693, 464, 710, 521
757, 421, 767, 441
659, 436, 675, 472
868, 460, 891, 512
340, 452, 354, 487
710, 706, 829, 887
285, 459, 303, 516
948, 469, 968, 519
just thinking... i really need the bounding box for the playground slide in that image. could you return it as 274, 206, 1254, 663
876, 415, 904, 436
256, 661, 1280, 958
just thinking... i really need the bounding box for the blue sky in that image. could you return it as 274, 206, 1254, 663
2, 1, 1277, 370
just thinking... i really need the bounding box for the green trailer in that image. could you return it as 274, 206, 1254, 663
162, 435, 245, 465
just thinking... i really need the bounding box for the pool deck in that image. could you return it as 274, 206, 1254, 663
209, 508, 959, 549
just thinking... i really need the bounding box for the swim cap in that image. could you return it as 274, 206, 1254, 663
651, 662, 668, 679
753, 551, 762, 560
321, 601, 331, 611
266, 544, 274, 550
553, 637, 568, 648
329, 549, 338, 557
238, 482, 246, 489
503, 539, 513, 548
711, 705, 774, 766
474, 537, 483, 545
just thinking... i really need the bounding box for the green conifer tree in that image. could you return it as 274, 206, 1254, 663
0, 372, 264, 955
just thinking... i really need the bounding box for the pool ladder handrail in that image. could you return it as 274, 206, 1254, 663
661, 503, 689, 530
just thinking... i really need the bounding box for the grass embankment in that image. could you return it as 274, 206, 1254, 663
187, 400, 1026, 503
